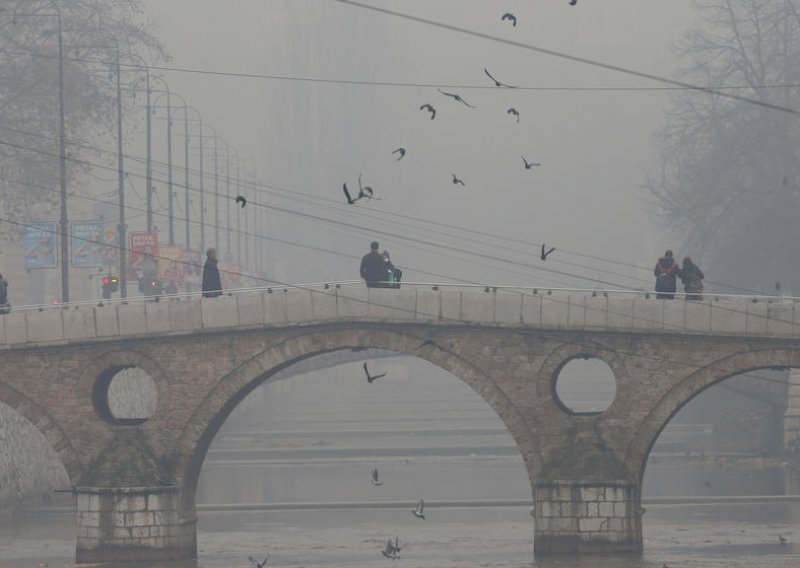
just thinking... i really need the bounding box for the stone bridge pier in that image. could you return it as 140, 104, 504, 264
0, 288, 799, 563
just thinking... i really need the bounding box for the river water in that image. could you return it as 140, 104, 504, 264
1, 357, 799, 567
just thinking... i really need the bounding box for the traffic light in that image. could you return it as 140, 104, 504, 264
102, 276, 119, 299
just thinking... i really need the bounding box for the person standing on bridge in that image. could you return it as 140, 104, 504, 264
202, 248, 223, 298
0, 273, 10, 314
360, 241, 387, 288
654, 250, 683, 300
680, 256, 704, 301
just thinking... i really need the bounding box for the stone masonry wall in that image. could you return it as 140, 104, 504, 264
533, 481, 641, 554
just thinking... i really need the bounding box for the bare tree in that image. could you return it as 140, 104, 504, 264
649, 0, 800, 294
0, 0, 165, 238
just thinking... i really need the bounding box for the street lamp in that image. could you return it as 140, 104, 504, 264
10, 0, 69, 302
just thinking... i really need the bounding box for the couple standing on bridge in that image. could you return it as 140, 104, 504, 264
360, 241, 402, 288
655, 250, 704, 300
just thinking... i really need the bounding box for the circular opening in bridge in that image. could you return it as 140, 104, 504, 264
92, 366, 157, 425
553, 356, 616, 414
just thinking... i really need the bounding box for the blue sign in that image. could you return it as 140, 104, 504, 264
24, 222, 57, 269
71, 220, 105, 268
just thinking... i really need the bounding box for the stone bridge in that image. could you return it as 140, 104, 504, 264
1, 285, 799, 564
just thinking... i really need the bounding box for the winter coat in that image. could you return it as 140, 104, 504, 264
654, 258, 682, 293
681, 263, 704, 294
360, 251, 387, 286
0, 279, 8, 305
202, 257, 223, 298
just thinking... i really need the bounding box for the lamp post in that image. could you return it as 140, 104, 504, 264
11, 0, 69, 301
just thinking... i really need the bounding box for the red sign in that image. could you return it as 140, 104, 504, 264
129, 232, 159, 281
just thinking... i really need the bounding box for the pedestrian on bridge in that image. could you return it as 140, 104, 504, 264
202, 248, 223, 298
680, 257, 704, 301
654, 250, 683, 300
360, 241, 388, 288
0, 273, 9, 314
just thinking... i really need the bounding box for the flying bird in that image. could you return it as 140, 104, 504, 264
381, 538, 398, 559
343, 183, 359, 205
541, 244, 556, 261
392, 147, 406, 160
412, 499, 426, 519
452, 174, 466, 186
358, 174, 378, 200
420, 103, 436, 120
235, 195, 247, 208
522, 156, 541, 169
364, 362, 387, 383
484, 68, 518, 88
507, 108, 520, 122
248, 554, 269, 568
569, 0, 578, 5
371, 468, 384, 486
501, 12, 517, 26
437, 88, 476, 108
779, 534, 788, 546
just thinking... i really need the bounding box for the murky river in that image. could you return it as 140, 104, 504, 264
1, 358, 799, 567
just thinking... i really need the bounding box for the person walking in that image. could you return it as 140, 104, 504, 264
654, 250, 682, 300
202, 248, 223, 298
0, 273, 10, 314
681, 257, 704, 301
360, 241, 387, 288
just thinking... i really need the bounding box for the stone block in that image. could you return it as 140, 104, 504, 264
118, 303, 147, 336
78, 512, 100, 527
540, 295, 568, 328
684, 301, 711, 332
548, 517, 578, 531
461, 291, 494, 323
586, 502, 600, 517
538, 501, 552, 517
578, 518, 607, 532
662, 300, 685, 331
169, 300, 202, 333
63, 309, 96, 340
440, 291, 462, 321
415, 290, 440, 321
606, 299, 634, 329
567, 297, 585, 327
145, 301, 171, 334
599, 502, 616, 517
285, 289, 313, 322
768, 303, 794, 336
494, 292, 523, 324
522, 294, 542, 326
605, 487, 626, 502
336, 287, 368, 318
3, 312, 27, 344
263, 290, 287, 324
147, 494, 162, 511
584, 296, 608, 329
236, 293, 265, 326
746, 302, 769, 334
710, 302, 747, 333
633, 300, 663, 331
580, 487, 605, 501
26, 310, 63, 343
310, 289, 338, 320
367, 288, 416, 319
201, 295, 238, 329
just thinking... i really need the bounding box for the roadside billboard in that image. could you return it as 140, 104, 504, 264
129, 231, 159, 281
24, 222, 57, 269
71, 221, 105, 268
159, 245, 185, 282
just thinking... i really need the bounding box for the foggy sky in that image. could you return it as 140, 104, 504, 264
135, 0, 699, 287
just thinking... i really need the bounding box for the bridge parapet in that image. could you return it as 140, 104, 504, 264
0, 286, 797, 347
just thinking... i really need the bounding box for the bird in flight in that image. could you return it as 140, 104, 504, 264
501, 12, 517, 26
507, 108, 520, 122
235, 195, 247, 208
364, 362, 387, 383
779, 534, 788, 546
381, 538, 399, 559
541, 244, 556, 261
412, 499, 426, 519
452, 174, 466, 186
484, 68, 518, 88
343, 183, 360, 205
392, 147, 406, 161
358, 174, 378, 200
371, 468, 384, 486
248, 554, 269, 568
522, 156, 541, 169
420, 103, 436, 119
437, 88, 476, 108
569, 0, 577, 5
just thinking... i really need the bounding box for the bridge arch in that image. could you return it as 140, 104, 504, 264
174, 326, 538, 508
624, 346, 800, 482
0, 380, 79, 483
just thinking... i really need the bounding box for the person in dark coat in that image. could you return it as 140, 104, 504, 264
654, 249, 683, 300
202, 248, 223, 298
360, 241, 387, 288
0, 273, 9, 313
681, 256, 704, 301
